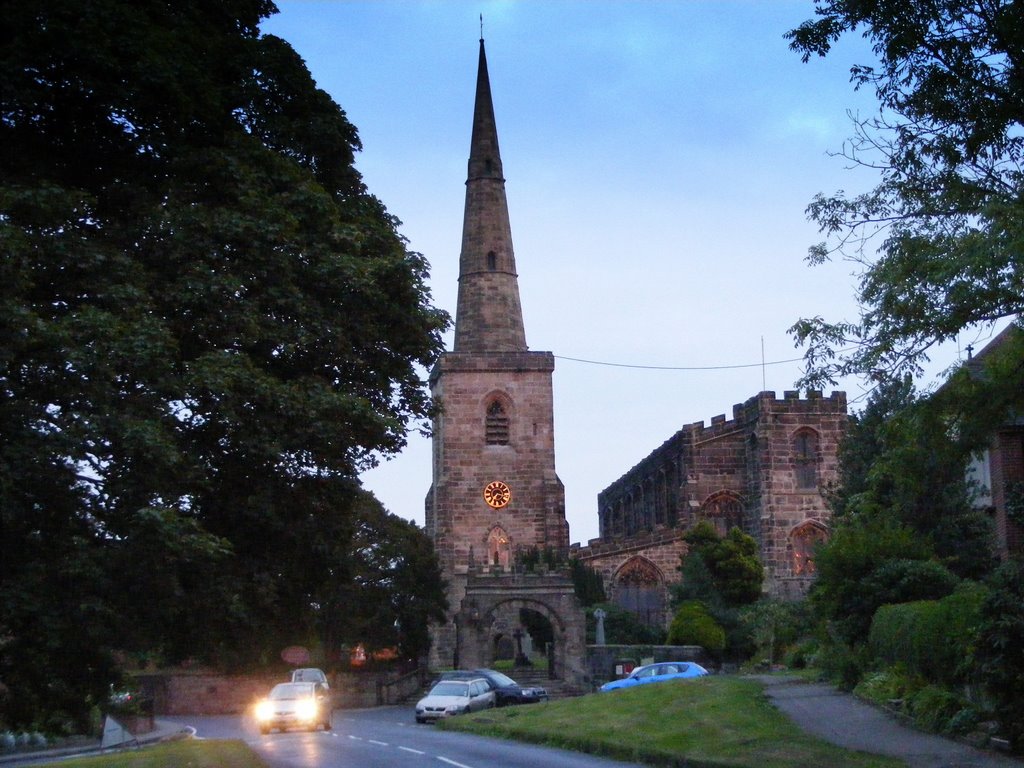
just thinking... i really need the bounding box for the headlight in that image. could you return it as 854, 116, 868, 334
255, 701, 273, 721
296, 699, 318, 721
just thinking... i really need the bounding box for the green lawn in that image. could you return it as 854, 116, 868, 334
440, 675, 905, 768
33, 740, 267, 768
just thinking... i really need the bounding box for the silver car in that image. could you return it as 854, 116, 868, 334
415, 678, 495, 723
255, 682, 332, 734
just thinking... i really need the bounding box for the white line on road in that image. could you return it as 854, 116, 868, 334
368, 739, 389, 746
347, 734, 362, 740
437, 757, 474, 768
399, 746, 426, 755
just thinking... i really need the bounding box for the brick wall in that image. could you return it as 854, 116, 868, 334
134, 670, 401, 716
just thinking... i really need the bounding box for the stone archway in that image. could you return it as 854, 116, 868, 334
455, 571, 586, 686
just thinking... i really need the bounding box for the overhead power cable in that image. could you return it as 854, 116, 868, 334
553, 354, 806, 371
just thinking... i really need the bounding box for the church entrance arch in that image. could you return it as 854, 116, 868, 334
456, 573, 586, 684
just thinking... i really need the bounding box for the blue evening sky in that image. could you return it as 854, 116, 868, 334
261, 1, 997, 544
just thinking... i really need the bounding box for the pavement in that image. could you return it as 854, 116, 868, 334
755, 675, 1022, 768
0, 719, 190, 765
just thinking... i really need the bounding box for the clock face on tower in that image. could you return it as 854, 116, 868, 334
483, 481, 512, 509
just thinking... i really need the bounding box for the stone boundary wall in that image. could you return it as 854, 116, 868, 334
134, 669, 409, 716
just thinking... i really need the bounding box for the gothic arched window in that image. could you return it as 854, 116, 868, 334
487, 250, 497, 270
613, 557, 665, 628
791, 521, 828, 575
700, 491, 744, 536
486, 400, 510, 445
794, 428, 819, 490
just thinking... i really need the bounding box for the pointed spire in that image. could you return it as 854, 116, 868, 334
453, 37, 527, 353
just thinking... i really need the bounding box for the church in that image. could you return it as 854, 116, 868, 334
425, 37, 846, 678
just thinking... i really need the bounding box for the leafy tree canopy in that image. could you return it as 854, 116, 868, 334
1, 0, 448, 730
785, 0, 1024, 387
810, 515, 959, 644
675, 522, 764, 608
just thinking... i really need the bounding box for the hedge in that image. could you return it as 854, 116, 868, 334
868, 582, 987, 685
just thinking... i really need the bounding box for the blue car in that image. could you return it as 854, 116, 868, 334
599, 661, 709, 692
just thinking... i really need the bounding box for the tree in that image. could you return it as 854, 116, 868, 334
975, 558, 1024, 750
569, 558, 607, 607
785, 0, 1024, 387
313, 492, 447, 662
810, 516, 959, 645
1, 0, 448, 730
830, 375, 996, 578
674, 522, 764, 608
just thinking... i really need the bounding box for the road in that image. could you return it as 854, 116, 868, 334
170, 705, 648, 768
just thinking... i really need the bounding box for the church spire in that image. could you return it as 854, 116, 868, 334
453, 37, 527, 353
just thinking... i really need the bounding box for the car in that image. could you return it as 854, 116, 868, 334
255, 681, 332, 734
599, 661, 709, 692
415, 678, 495, 723
290, 667, 329, 688
439, 668, 548, 706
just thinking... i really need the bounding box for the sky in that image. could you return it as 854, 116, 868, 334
261, 1, 1000, 545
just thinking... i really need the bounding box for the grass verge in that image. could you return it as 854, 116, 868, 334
33, 739, 267, 768
439, 675, 903, 768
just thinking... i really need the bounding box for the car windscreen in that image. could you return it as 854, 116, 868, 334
429, 682, 468, 697
270, 684, 312, 700
482, 671, 517, 687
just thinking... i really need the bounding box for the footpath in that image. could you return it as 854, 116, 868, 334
756, 675, 1022, 768
0, 719, 188, 766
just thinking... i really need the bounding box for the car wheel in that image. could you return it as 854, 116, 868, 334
323, 715, 332, 731
416, 717, 425, 724
259, 725, 270, 735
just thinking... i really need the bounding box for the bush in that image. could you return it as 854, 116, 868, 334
585, 603, 663, 645
784, 637, 819, 669
869, 581, 987, 686
974, 557, 1024, 750
666, 601, 725, 655
815, 639, 870, 691
907, 685, 964, 733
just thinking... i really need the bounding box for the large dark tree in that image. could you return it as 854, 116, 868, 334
785, 0, 1024, 387
1, 0, 448, 730
829, 375, 996, 578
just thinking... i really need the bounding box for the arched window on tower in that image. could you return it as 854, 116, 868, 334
486, 250, 497, 270
486, 400, 510, 445
487, 526, 511, 569
791, 521, 828, 575
793, 428, 820, 490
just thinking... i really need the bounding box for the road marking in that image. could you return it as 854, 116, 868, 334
347, 734, 362, 740
437, 757, 474, 768
399, 746, 425, 755
369, 739, 389, 746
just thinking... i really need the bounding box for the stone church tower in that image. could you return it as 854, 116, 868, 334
425, 39, 580, 677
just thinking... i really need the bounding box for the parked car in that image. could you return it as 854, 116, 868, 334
439, 668, 548, 706
255, 682, 332, 733
290, 667, 329, 689
599, 661, 709, 692
415, 678, 495, 723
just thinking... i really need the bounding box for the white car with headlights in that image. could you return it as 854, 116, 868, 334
415, 677, 495, 723
255, 681, 331, 734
